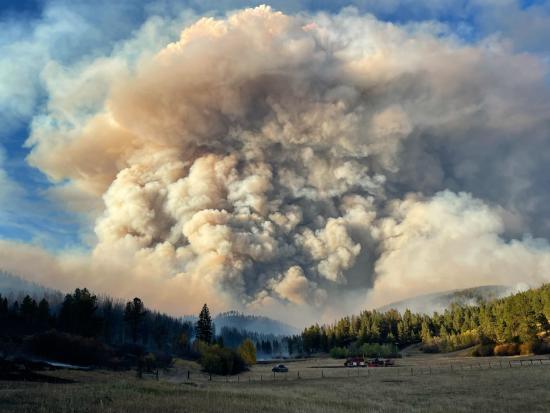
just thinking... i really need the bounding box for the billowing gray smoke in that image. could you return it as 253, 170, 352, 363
3, 6, 550, 322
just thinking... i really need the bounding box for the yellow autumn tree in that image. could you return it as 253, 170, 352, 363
238, 338, 257, 366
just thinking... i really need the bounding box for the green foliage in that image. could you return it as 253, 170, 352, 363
196, 304, 213, 344
199, 344, 246, 375
304, 284, 550, 357
329, 346, 349, 358
359, 343, 400, 358
421, 330, 480, 353
329, 343, 399, 359
238, 339, 256, 365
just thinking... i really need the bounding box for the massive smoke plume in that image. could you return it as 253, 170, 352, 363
3, 6, 550, 323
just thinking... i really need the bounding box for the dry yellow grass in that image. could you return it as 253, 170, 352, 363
2, 354, 550, 412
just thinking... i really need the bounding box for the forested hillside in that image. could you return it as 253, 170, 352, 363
301, 284, 550, 357
0, 272, 292, 374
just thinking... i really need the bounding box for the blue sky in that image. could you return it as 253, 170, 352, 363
2, 0, 550, 318
1, 0, 550, 252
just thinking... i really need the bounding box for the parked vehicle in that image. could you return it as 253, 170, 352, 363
344, 357, 366, 367
272, 364, 288, 373
367, 358, 394, 367
344, 357, 394, 367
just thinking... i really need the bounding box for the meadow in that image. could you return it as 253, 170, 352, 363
2, 352, 550, 413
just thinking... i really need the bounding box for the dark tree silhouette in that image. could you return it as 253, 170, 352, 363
124, 297, 146, 343
37, 298, 50, 327
20, 295, 37, 325
59, 288, 101, 337
196, 304, 213, 344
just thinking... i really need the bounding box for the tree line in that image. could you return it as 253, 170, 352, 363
0, 288, 195, 356
301, 284, 550, 357
0, 288, 284, 375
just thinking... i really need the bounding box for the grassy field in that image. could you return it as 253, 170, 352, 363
2, 353, 550, 412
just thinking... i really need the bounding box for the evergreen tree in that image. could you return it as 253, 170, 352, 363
59, 288, 101, 337
124, 297, 146, 343
37, 298, 50, 326
0, 295, 8, 317
196, 303, 213, 344
20, 295, 37, 325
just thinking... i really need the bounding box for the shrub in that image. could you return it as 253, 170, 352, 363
359, 343, 400, 358
471, 343, 494, 357
329, 347, 349, 359
494, 343, 519, 356
25, 330, 112, 366
519, 342, 536, 355
143, 353, 157, 372
422, 330, 480, 354
330, 343, 401, 359
533, 341, 550, 355
420, 342, 441, 353
199, 344, 246, 375
153, 351, 173, 369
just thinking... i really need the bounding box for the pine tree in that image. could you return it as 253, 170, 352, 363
37, 298, 50, 326
59, 288, 101, 337
196, 303, 213, 344
124, 297, 146, 343
20, 295, 37, 325
0, 295, 8, 317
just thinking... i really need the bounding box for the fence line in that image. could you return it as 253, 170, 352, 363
173, 356, 550, 384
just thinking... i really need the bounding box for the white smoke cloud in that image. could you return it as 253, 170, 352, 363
3, 5, 550, 323
370, 191, 550, 307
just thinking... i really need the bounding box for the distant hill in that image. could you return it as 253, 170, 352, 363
378, 285, 519, 314
184, 311, 298, 336
0, 271, 63, 304
214, 311, 298, 336
0, 271, 297, 336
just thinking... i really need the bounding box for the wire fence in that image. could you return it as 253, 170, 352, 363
167, 356, 550, 384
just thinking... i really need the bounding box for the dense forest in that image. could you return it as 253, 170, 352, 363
0, 280, 290, 374
0, 289, 194, 352
3, 275, 550, 376
301, 284, 550, 357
